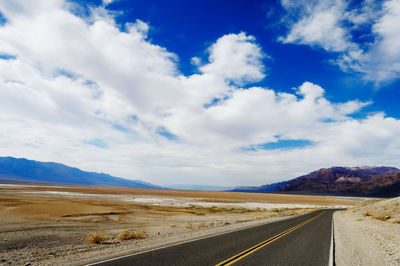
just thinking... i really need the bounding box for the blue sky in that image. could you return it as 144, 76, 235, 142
104, 0, 400, 117
0, 0, 399, 186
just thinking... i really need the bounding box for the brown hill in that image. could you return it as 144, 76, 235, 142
278, 166, 400, 197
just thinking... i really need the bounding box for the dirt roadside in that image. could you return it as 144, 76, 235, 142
334, 197, 400, 266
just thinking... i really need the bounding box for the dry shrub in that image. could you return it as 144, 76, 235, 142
135, 229, 148, 239
256, 213, 274, 219
209, 222, 214, 226
37, 249, 46, 255
118, 229, 148, 241
118, 230, 135, 241
170, 224, 176, 228
198, 222, 207, 229
185, 222, 194, 230
87, 232, 108, 244
374, 215, 391, 221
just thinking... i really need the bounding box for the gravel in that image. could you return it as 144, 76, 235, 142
334, 197, 400, 266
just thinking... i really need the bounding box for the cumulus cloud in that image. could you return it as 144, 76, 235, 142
279, 0, 400, 84
199, 33, 266, 86
280, 0, 351, 52
0, 0, 399, 186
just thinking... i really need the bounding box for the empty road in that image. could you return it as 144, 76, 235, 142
91, 209, 336, 266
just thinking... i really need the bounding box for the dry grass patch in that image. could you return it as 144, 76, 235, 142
87, 231, 108, 244
256, 213, 276, 219
362, 211, 372, 217
186, 205, 262, 215
37, 249, 46, 255
185, 222, 194, 230
118, 229, 148, 241
353, 197, 400, 223
374, 215, 391, 221
198, 222, 207, 229
117, 230, 135, 241
134, 229, 148, 239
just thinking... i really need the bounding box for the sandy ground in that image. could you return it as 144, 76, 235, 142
334, 197, 400, 266
0, 183, 363, 265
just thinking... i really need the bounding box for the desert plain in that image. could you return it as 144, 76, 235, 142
0, 183, 364, 265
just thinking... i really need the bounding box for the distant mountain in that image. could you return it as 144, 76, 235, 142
230, 181, 288, 193
0, 156, 161, 188
167, 184, 236, 191
232, 166, 400, 197
279, 166, 400, 196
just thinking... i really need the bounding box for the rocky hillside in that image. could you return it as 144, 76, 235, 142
234, 166, 400, 197
279, 166, 400, 196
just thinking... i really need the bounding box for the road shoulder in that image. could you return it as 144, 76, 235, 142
334, 198, 400, 265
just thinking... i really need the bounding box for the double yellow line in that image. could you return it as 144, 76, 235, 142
215, 211, 326, 266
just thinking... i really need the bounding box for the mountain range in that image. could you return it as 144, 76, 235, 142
1, 156, 400, 197
0, 156, 160, 188
233, 166, 400, 197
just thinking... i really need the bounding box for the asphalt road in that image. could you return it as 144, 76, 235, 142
92, 209, 336, 266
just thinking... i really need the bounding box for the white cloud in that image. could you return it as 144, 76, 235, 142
280, 0, 351, 52
199, 32, 266, 86
280, 0, 400, 84
0, 0, 399, 186
103, 0, 114, 6
190, 56, 201, 66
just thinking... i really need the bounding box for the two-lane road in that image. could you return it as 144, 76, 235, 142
91, 209, 337, 266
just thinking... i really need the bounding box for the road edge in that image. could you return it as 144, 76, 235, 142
85, 211, 322, 266
329, 215, 334, 266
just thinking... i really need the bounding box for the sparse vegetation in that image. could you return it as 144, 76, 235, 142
118, 229, 148, 241
117, 230, 135, 241
353, 197, 400, 223
87, 232, 108, 244
185, 205, 263, 214
362, 212, 372, 217
135, 229, 148, 239
271, 207, 304, 213
185, 222, 194, 230
198, 222, 207, 229
37, 249, 46, 255
374, 215, 391, 221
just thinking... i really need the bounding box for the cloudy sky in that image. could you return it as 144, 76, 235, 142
0, 0, 400, 186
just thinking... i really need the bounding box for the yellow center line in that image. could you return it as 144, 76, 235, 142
215, 211, 326, 266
